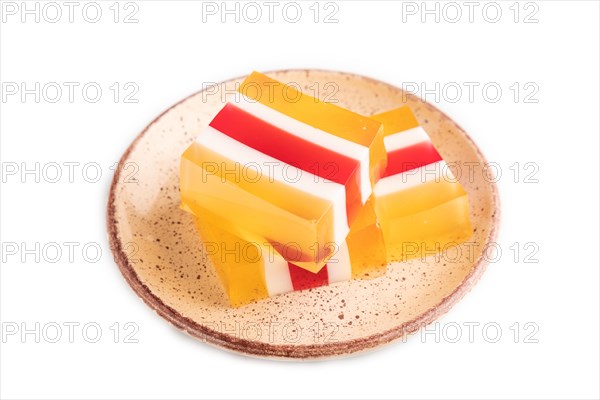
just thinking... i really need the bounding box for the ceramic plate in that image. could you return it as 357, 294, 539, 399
107, 70, 500, 359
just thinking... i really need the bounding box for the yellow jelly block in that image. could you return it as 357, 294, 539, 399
191, 202, 387, 307
181, 142, 337, 273
371, 107, 473, 262
374, 106, 420, 135
346, 196, 387, 279
192, 211, 268, 307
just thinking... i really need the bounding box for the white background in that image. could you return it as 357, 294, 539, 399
1, 1, 599, 399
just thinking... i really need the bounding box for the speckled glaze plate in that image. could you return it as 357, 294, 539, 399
107, 70, 499, 359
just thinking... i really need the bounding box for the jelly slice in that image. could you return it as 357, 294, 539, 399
191, 202, 387, 307
371, 107, 473, 262
182, 72, 387, 272
238, 71, 387, 193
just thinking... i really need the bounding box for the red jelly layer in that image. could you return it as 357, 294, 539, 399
210, 103, 362, 223
383, 141, 443, 177
288, 262, 329, 291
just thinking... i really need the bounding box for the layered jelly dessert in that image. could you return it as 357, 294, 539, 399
181, 72, 386, 272
371, 107, 473, 261
193, 199, 387, 307
181, 72, 473, 307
